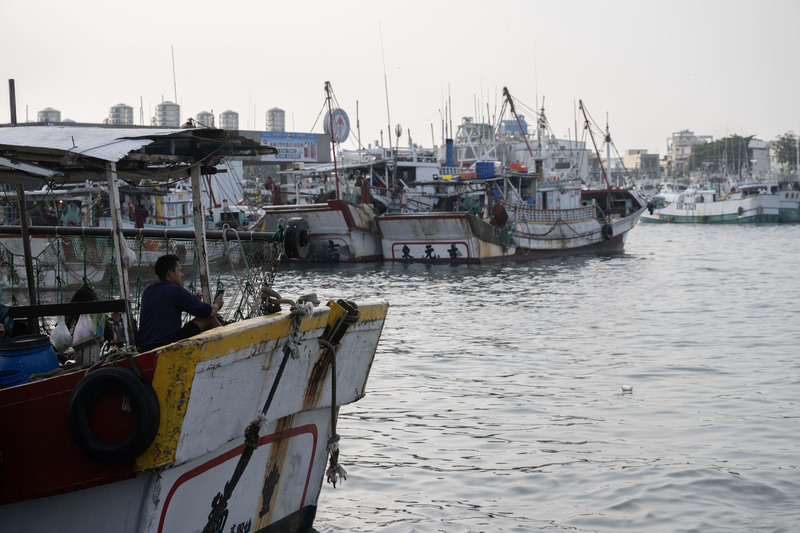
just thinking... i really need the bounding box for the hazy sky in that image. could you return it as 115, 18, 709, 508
2, 0, 798, 156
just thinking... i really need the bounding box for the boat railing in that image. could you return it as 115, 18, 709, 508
509, 204, 596, 223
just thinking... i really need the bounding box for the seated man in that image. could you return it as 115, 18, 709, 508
137, 254, 224, 351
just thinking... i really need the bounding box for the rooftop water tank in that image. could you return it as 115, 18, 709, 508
108, 103, 134, 125
196, 111, 214, 127
154, 101, 180, 128
37, 107, 61, 123
220, 110, 239, 130
266, 108, 285, 132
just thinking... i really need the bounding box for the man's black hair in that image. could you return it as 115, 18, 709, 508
154, 254, 181, 280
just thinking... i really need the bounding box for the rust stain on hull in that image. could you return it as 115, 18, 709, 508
255, 415, 294, 529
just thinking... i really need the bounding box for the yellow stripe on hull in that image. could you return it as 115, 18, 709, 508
137, 301, 388, 470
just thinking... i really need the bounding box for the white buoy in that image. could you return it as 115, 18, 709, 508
621, 385, 633, 392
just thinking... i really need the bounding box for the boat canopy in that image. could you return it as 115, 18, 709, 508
0, 125, 276, 184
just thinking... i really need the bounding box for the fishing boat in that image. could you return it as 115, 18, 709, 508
376, 175, 516, 262
641, 182, 780, 223
492, 91, 647, 258
377, 91, 646, 262
258, 83, 382, 263
0, 123, 388, 532
777, 181, 800, 223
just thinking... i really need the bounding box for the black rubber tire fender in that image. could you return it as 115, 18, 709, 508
601, 223, 614, 240
67, 366, 160, 464
284, 217, 311, 260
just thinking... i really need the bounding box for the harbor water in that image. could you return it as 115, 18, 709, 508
272, 224, 800, 532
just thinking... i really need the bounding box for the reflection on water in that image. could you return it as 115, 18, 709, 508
273, 225, 800, 532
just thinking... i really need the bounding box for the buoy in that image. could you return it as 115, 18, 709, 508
621, 385, 633, 392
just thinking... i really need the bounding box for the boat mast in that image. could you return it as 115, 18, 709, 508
606, 116, 612, 187
502, 87, 535, 158
324, 81, 341, 200
579, 100, 611, 188
539, 100, 549, 181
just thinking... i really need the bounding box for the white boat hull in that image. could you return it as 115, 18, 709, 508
0, 301, 389, 533
642, 194, 780, 223
377, 212, 514, 262
261, 200, 381, 262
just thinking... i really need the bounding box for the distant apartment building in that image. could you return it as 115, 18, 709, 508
623, 149, 661, 179
668, 130, 713, 175
748, 139, 771, 176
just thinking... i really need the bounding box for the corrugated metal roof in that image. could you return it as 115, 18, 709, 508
0, 125, 275, 184
0, 125, 186, 162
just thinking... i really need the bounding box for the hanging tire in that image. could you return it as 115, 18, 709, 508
284, 217, 311, 260
601, 224, 614, 240
67, 366, 160, 464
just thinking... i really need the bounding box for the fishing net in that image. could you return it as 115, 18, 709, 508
0, 231, 281, 335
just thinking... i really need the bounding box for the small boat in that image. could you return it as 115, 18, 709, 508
641, 182, 781, 223
0, 123, 388, 532
376, 176, 516, 262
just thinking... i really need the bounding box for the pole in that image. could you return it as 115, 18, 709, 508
325, 81, 341, 200
191, 164, 212, 302
8, 79, 17, 126
106, 163, 135, 346
14, 185, 39, 332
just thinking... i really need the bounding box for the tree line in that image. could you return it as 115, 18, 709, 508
687, 132, 798, 174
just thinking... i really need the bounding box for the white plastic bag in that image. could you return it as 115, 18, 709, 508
50, 320, 72, 353
72, 314, 95, 345
121, 243, 137, 268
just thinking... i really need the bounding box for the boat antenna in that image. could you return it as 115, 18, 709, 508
171, 45, 178, 105
379, 23, 395, 186
448, 83, 453, 141
379, 23, 393, 154
356, 100, 362, 150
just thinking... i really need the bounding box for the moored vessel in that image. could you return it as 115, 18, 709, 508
0, 123, 388, 532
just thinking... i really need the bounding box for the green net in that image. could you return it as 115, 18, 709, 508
0, 232, 280, 335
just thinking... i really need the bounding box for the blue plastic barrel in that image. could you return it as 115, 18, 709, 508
0, 369, 27, 387
0, 334, 60, 386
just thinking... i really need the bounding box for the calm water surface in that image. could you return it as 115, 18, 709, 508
274, 224, 800, 532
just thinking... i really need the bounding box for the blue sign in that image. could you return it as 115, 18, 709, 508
260, 132, 318, 161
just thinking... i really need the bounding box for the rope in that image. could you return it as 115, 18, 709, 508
318, 337, 346, 487
201, 295, 316, 533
